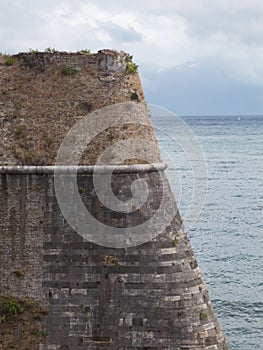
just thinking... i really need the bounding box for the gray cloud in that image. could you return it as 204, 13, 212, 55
98, 22, 142, 43
143, 62, 263, 115
0, 0, 263, 113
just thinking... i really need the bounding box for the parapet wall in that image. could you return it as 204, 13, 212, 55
0, 50, 158, 166
14, 50, 127, 73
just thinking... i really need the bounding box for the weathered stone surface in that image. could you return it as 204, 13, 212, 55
0, 50, 157, 166
0, 170, 227, 349
0, 50, 227, 350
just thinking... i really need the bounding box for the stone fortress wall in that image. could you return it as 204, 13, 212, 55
0, 50, 227, 349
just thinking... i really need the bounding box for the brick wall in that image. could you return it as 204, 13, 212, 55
0, 169, 227, 349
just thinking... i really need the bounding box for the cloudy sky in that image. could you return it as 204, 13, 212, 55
1, 0, 263, 115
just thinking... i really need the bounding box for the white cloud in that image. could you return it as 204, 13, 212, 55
1, 0, 263, 85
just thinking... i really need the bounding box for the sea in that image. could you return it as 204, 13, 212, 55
151, 113, 263, 350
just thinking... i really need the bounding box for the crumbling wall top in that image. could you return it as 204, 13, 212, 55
0, 50, 160, 166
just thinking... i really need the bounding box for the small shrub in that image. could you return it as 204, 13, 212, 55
125, 62, 138, 75
5, 57, 15, 66
45, 47, 56, 53
0, 296, 24, 321
79, 49, 90, 54
78, 186, 85, 193
124, 54, 138, 75
173, 237, 179, 246
130, 92, 139, 101
31, 328, 48, 336
29, 48, 39, 53
0, 315, 6, 323
125, 54, 133, 63
61, 67, 78, 76
199, 310, 207, 320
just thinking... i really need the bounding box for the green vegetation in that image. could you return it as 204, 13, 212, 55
28, 48, 39, 53
78, 49, 90, 54
31, 329, 48, 337
173, 237, 179, 246
0, 295, 48, 323
199, 310, 207, 320
5, 57, 15, 66
0, 296, 49, 348
45, 47, 56, 53
130, 92, 139, 101
0, 296, 24, 323
125, 54, 133, 63
61, 66, 78, 76
78, 186, 85, 193
125, 55, 138, 75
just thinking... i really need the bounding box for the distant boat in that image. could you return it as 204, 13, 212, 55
237, 117, 241, 121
